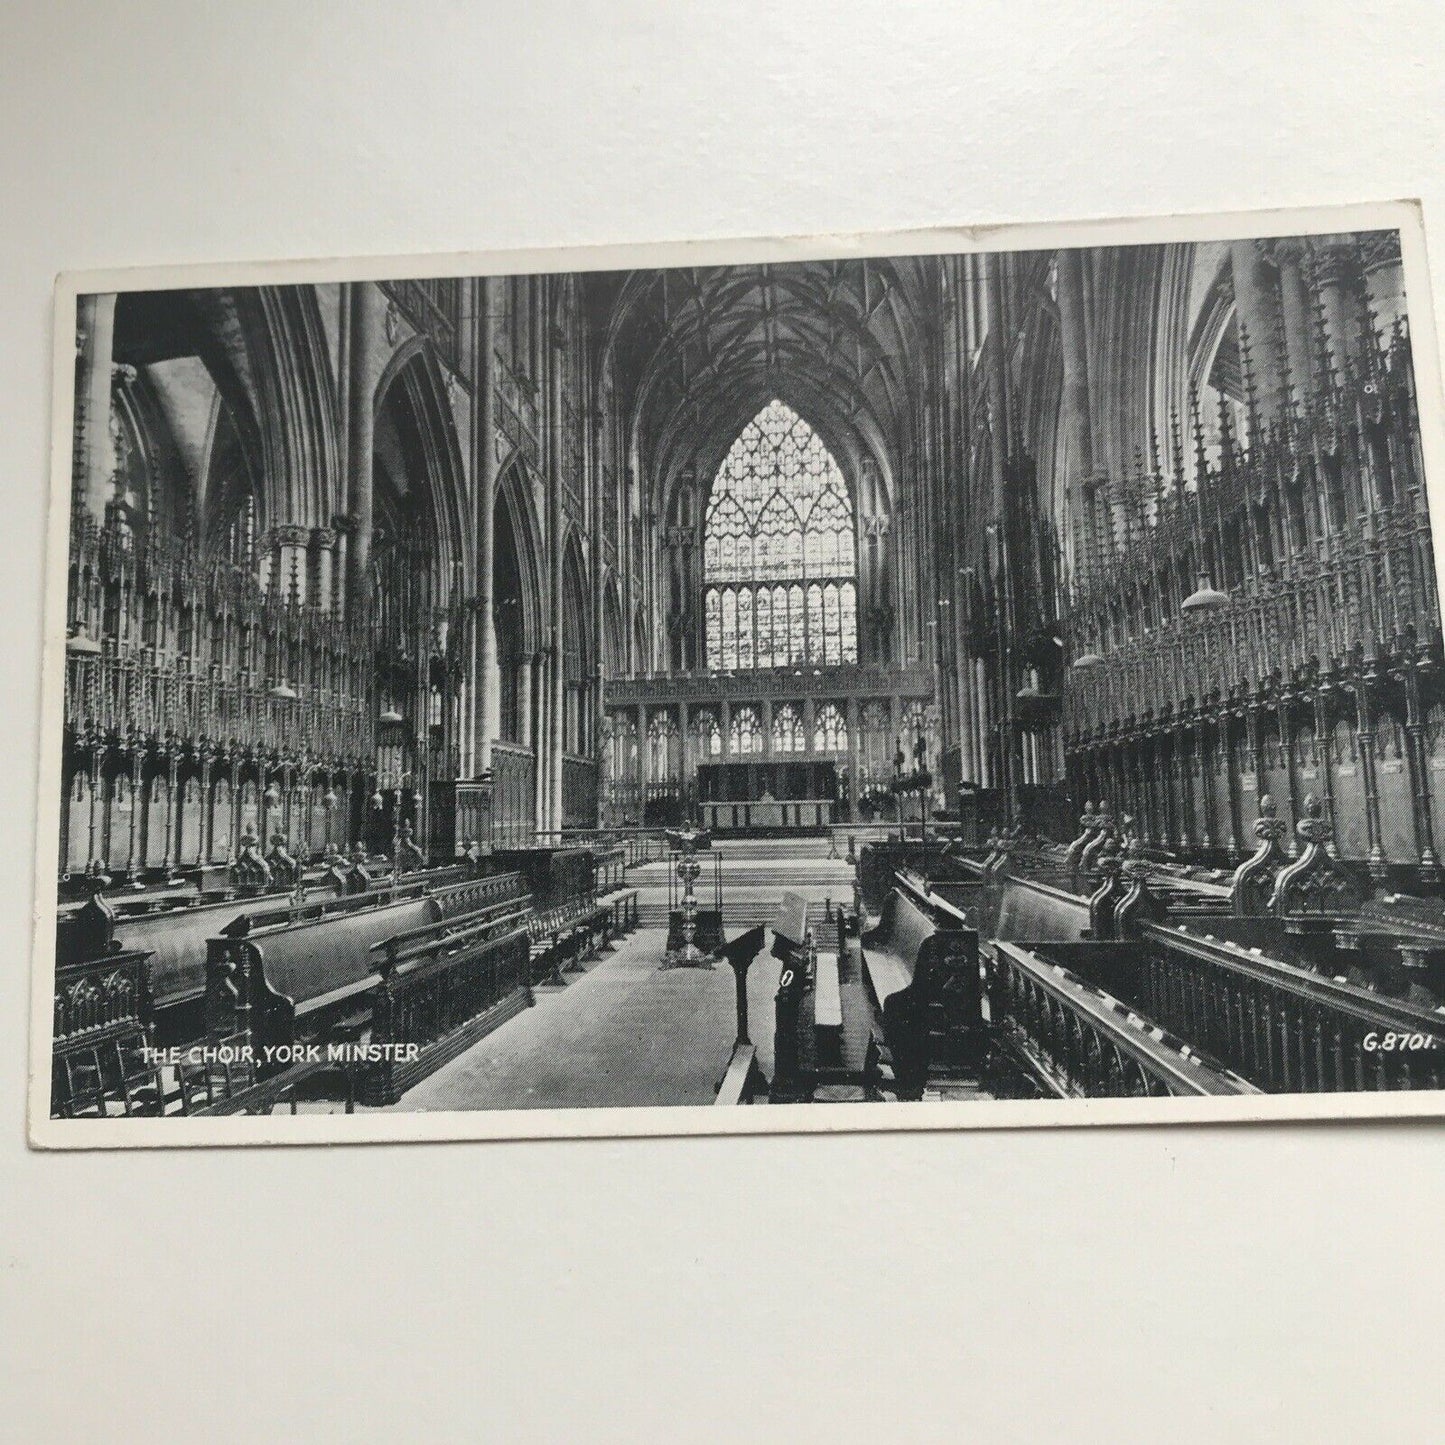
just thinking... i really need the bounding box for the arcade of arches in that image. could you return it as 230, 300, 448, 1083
62, 232, 1440, 889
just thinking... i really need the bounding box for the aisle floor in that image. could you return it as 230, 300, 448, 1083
395, 927, 784, 1112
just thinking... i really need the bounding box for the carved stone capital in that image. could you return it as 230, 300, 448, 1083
1360, 231, 1403, 278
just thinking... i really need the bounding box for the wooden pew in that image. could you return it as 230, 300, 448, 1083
859, 873, 985, 1099
492, 845, 639, 982
51, 893, 164, 1118
196, 872, 533, 1111
1127, 920, 1445, 1092
106, 860, 483, 1044
359, 885, 536, 1104
985, 939, 1257, 1098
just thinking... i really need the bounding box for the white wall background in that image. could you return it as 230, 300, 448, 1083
3, 4, 1444, 1440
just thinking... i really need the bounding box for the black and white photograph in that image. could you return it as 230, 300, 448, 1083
33, 204, 1445, 1143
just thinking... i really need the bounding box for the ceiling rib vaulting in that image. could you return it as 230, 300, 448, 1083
592, 259, 933, 513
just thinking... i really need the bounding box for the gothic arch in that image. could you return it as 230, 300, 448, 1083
231, 285, 342, 536
600, 573, 625, 678
372, 339, 467, 592
495, 454, 545, 654
560, 529, 592, 755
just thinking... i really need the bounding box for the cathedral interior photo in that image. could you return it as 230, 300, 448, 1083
48, 225, 1445, 1120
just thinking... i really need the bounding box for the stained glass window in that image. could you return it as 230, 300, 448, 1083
695, 708, 722, 758
772, 703, 804, 753
703, 400, 858, 671
729, 705, 762, 756
647, 710, 678, 781
813, 702, 849, 754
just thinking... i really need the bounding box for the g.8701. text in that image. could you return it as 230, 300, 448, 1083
1362, 1031, 1438, 1052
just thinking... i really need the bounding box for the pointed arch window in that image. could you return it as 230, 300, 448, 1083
694, 707, 722, 759
813, 702, 849, 754
729, 705, 762, 756
772, 703, 804, 754
703, 400, 858, 671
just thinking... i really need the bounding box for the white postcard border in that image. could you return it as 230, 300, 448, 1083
30, 198, 1445, 1148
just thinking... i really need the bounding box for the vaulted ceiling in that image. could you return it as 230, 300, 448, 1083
589, 258, 938, 512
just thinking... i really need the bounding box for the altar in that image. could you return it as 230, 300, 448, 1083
695, 760, 838, 833
701, 798, 832, 830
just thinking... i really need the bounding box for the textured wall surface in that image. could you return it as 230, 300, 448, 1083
4, 4, 1445, 1440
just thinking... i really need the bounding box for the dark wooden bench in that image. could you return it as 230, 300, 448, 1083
196, 872, 534, 1110
599, 886, 640, 941
359, 886, 536, 1104
104, 858, 494, 1044
859, 874, 984, 1099
527, 898, 610, 983
51, 894, 165, 1118
491, 846, 609, 984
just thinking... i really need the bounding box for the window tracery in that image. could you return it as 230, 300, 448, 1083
771, 703, 804, 753
694, 707, 722, 758
703, 400, 858, 670
728, 705, 762, 756
813, 702, 848, 754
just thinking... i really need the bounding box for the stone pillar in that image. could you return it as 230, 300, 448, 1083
311, 528, 336, 613
547, 298, 565, 834
533, 649, 550, 836
1362, 232, 1405, 340
346, 282, 384, 608
1056, 247, 1099, 563
975, 656, 991, 789
460, 608, 476, 778
1230, 240, 1285, 422
760, 697, 773, 757
75, 292, 118, 522
517, 653, 534, 750
475, 277, 502, 772
1311, 236, 1365, 380
1272, 239, 1314, 407
275, 525, 308, 605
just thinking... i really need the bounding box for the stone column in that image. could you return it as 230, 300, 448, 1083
75, 292, 118, 522
548, 297, 565, 833
1230, 240, 1285, 421
1362, 232, 1405, 340
760, 697, 773, 757
517, 653, 534, 749
1056, 247, 1099, 563
1311, 236, 1365, 380
975, 656, 991, 788
475, 277, 502, 772
275, 525, 308, 605
636, 702, 648, 799
346, 282, 384, 608
311, 528, 336, 613
1272, 239, 1314, 407
533, 649, 550, 836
